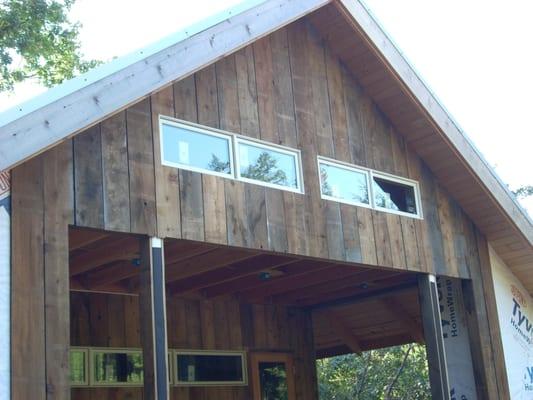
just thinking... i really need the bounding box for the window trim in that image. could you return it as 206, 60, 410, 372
317, 156, 423, 219
159, 117, 235, 179
234, 136, 304, 194
370, 171, 423, 219
89, 347, 144, 387
70, 347, 89, 387
173, 349, 248, 387
317, 156, 372, 209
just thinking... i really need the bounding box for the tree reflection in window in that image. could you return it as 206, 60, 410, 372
319, 163, 369, 205
93, 352, 144, 384
259, 362, 289, 400
69, 350, 86, 384
241, 151, 290, 186
208, 154, 231, 173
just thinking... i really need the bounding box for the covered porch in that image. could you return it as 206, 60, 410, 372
68, 227, 441, 399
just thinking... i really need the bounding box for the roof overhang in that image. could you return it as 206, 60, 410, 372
307, 1, 533, 290
0, 0, 531, 289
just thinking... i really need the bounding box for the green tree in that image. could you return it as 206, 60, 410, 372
0, 0, 99, 92
317, 344, 430, 400
242, 151, 288, 185
513, 185, 533, 199
208, 154, 230, 173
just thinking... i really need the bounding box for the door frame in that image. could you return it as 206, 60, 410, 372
249, 352, 296, 400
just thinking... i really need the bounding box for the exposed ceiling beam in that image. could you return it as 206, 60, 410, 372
168, 254, 298, 296
69, 237, 139, 277
324, 311, 362, 354
380, 298, 424, 343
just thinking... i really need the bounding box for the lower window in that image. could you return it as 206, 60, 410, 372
174, 350, 247, 386
91, 349, 144, 386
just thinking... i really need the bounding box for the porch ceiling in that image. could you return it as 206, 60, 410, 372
69, 228, 422, 355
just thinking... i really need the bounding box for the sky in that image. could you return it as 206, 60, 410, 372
0, 0, 531, 214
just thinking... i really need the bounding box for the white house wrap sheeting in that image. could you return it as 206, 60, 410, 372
490, 245, 533, 399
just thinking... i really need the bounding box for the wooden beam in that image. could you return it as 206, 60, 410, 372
311, 281, 418, 311
418, 274, 450, 400
83, 260, 140, 289
168, 254, 297, 296
69, 236, 139, 276
165, 248, 256, 282
324, 311, 362, 354
139, 237, 169, 399
380, 297, 424, 343
240, 262, 360, 302
68, 229, 109, 250
272, 271, 410, 306
0, 0, 330, 172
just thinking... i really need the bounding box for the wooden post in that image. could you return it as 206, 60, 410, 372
139, 236, 169, 400
418, 274, 450, 400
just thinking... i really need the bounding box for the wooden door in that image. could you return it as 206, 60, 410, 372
250, 352, 296, 400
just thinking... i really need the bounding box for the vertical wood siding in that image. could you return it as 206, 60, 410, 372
65, 19, 474, 277
11, 17, 501, 399
70, 293, 317, 400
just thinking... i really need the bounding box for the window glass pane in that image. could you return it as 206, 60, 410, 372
373, 176, 417, 214
177, 353, 244, 383
238, 142, 299, 189
93, 352, 144, 384
162, 122, 232, 175
259, 362, 289, 400
319, 162, 369, 205
69, 350, 86, 384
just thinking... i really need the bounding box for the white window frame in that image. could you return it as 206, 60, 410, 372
234, 136, 304, 194
317, 156, 423, 219
89, 347, 144, 387
370, 171, 423, 219
70, 347, 89, 387
173, 349, 248, 387
159, 117, 235, 179
317, 156, 372, 209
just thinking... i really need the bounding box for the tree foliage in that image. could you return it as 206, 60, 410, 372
317, 344, 430, 400
513, 185, 533, 199
208, 154, 230, 173
0, 0, 99, 92
241, 151, 288, 185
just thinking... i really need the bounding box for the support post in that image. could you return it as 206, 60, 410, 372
418, 274, 450, 400
139, 236, 169, 400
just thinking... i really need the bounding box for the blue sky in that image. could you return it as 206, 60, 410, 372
1, 0, 531, 214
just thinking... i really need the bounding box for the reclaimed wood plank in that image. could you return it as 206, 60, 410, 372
179, 170, 205, 241
74, 125, 104, 228
288, 20, 327, 259
194, 65, 228, 246
101, 111, 131, 232
11, 155, 46, 400
127, 98, 157, 235
152, 87, 181, 239
43, 141, 73, 400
